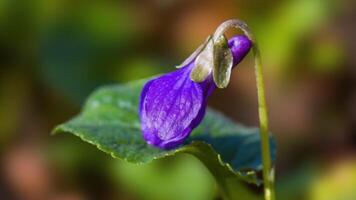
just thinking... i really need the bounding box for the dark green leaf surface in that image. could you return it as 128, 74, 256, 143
53, 78, 275, 199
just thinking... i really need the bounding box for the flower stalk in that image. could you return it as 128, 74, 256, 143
214, 19, 276, 200
253, 44, 276, 200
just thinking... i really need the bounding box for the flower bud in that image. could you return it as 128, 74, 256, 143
139, 35, 252, 149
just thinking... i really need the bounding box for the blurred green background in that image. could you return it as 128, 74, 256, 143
0, 0, 355, 199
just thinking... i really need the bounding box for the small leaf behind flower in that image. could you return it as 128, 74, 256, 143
190, 37, 214, 82
213, 35, 234, 88
53, 78, 275, 199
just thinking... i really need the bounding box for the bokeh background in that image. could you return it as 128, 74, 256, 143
1, 0, 356, 199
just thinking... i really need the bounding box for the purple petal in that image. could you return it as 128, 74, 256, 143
140, 64, 215, 149
228, 35, 252, 66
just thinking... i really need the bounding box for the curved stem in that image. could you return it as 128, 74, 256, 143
213, 19, 276, 200
252, 44, 275, 200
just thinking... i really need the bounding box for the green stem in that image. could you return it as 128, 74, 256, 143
252, 44, 276, 200
212, 19, 276, 200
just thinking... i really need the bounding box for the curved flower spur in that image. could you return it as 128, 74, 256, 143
139, 20, 254, 149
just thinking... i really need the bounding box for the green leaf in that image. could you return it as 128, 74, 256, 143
53, 78, 275, 200
191, 36, 214, 82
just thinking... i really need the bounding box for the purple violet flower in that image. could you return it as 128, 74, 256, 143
139, 35, 252, 149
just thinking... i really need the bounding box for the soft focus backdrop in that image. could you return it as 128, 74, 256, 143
1, 0, 356, 200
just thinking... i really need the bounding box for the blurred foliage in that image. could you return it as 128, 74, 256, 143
113, 155, 216, 200
0, 70, 30, 148
0, 0, 355, 199
37, 1, 141, 103
310, 160, 356, 200
256, 0, 330, 72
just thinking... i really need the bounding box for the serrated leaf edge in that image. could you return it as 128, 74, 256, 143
53, 124, 261, 185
